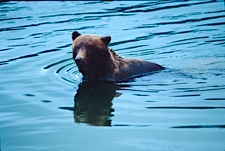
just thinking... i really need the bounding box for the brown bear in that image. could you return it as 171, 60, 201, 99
72, 31, 164, 82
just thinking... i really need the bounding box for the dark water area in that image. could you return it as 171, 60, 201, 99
1, 1, 225, 151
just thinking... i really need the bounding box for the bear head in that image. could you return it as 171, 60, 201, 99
72, 31, 113, 80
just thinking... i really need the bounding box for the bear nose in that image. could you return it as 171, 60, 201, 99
75, 57, 83, 65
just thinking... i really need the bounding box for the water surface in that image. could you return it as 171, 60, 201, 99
1, 1, 225, 151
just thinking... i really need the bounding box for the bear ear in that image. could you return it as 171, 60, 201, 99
101, 36, 111, 45
72, 31, 81, 41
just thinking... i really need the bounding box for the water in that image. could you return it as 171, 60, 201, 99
0, 1, 225, 151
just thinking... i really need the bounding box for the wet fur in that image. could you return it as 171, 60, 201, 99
72, 31, 164, 82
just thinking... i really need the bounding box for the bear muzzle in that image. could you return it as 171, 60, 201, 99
75, 56, 83, 66
73, 49, 87, 66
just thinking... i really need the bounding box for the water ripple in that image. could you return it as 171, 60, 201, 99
146, 106, 225, 110
172, 125, 225, 129
155, 15, 225, 25
126, 1, 217, 13
0, 48, 61, 65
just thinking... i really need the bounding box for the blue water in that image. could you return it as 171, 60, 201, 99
1, 1, 225, 151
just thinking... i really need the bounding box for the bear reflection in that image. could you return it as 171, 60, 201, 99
74, 81, 118, 126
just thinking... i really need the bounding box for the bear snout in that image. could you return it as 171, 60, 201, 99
73, 48, 87, 66
75, 56, 83, 66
